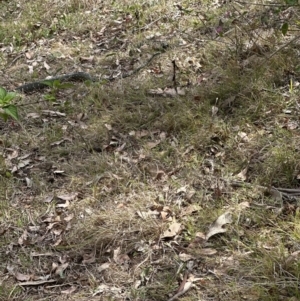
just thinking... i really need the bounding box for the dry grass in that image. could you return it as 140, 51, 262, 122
1, 0, 300, 300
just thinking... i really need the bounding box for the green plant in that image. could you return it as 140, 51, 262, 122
0, 87, 19, 121
43, 79, 74, 101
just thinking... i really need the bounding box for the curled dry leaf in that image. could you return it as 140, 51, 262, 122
54, 262, 69, 276
179, 253, 194, 262
235, 166, 248, 181
98, 262, 110, 272
82, 253, 96, 264
43, 195, 54, 203
285, 250, 300, 266
161, 220, 182, 238
15, 272, 32, 281
206, 211, 232, 240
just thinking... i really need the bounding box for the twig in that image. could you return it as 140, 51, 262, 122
168, 272, 193, 301
172, 59, 178, 94
264, 34, 300, 63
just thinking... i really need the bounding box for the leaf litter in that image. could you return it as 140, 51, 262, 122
1, 0, 300, 300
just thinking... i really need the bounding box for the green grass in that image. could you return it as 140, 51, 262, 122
1, 0, 300, 300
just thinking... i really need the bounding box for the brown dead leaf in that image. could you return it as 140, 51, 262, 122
285, 250, 300, 266
161, 220, 182, 238
25, 51, 34, 59
146, 140, 161, 149
98, 262, 110, 272
43, 195, 54, 203
56, 200, 70, 208
82, 253, 96, 264
27, 113, 39, 119
80, 56, 94, 63
198, 248, 218, 256
57, 193, 78, 201
235, 166, 248, 181
43, 61, 50, 70
52, 238, 62, 247
206, 212, 232, 240
61, 286, 77, 294
104, 123, 113, 130
113, 247, 130, 265
180, 204, 201, 217
179, 253, 194, 262
15, 272, 32, 282
54, 263, 69, 276
148, 87, 186, 97
236, 201, 250, 211
18, 230, 29, 246
64, 213, 74, 222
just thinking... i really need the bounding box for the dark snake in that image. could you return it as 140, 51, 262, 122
15, 52, 162, 93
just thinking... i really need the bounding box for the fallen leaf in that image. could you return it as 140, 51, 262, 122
146, 140, 161, 149
97, 262, 110, 272
43, 195, 54, 203
56, 200, 70, 208
43, 61, 50, 70
161, 220, 182, 238
55, 263, 69, 277
18, 230, 29, 245
82, 253, 96, 264
57, 193, 78, 201
206, 212, 232, 240
197, 248, 218, 256
26, 113, 40, 119
61, 286, 76, 294
285, 250, 300, 266
15, 272, 32, 281
235, 167, 248, 181
179, 253, 194, 262
212, 105, 218, 116
64, 213, 74, 222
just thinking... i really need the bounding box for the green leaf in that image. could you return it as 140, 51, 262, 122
57, 82, 74, 89
0, 87, 7, 100
285, 0, 298, 5
3, 105, 19, 120
281, 23, 289, 36
41, 80, 55, 87
44, 94, 56, 102
52, 79, 61, 88
3, 92, 17, 104
0, 112, 8, 122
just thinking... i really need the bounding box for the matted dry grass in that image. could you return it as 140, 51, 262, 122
1, 0, 300, 300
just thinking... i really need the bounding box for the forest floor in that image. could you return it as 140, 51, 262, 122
1, 0, 300, 300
